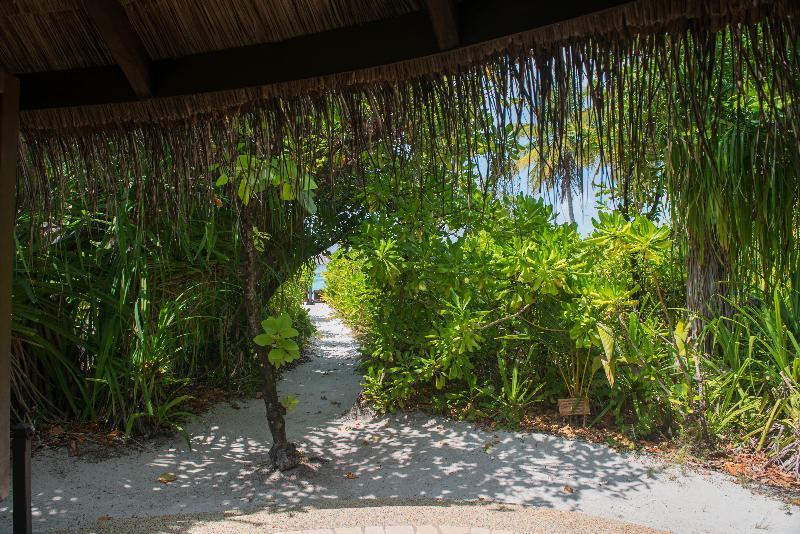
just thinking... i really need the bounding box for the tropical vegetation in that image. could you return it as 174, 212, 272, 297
9, 19, 800, 481
325, 193, 800, 476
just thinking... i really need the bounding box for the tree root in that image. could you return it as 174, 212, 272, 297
269, 441, 301, 471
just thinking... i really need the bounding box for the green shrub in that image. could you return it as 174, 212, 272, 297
327, 190, 798, 472
12, 199, 315, 437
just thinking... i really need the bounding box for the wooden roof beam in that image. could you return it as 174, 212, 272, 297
424, 0, 460, 50
20, 0, 632, 110
82, 0, 152, 99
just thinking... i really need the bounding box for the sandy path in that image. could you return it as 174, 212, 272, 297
80, 501, 662, 533
0, 303, 797, 533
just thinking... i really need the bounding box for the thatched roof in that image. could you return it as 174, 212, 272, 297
2, 0, 799, 225
1, 0, 420, 72
0, 0, 793, 131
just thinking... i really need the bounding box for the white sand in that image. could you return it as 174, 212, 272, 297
0, 304, 797, 533
84, 500, 663, 533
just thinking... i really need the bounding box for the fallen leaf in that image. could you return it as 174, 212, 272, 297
255, 391, 263, 399
724, 462, 745, 477
97, 515, 112, 521
230, 401, 240, 410
48, 425, 65, 437
68, 439, 79, 457
563, 485, 574, 494
483, 438, 499, 452
158, 472, 178, 484
344, 472, 358, 479
792, 498, 800, 507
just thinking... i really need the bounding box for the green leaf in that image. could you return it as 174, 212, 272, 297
237, 178, 251, 205
275, 314, 292, 331
215, 172, 229, 186
268, 342, 300, 367
237, 154, 250, 168
261, 317, 281, 334
299, 191, 317, 215
281, 395, 299, 412
268, 347, 289, 367
276, 338, 299, 352
596, 323, 615, 386
597, 323, 615, 361
253, 333, 272, 346
281, 327, 299, 339
675, 320, 688, 357
302, 174, 318, 191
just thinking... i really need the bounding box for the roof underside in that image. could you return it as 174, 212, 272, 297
1, 0, 422, 72
1, 0, 642, 113
0, 0, 796, 133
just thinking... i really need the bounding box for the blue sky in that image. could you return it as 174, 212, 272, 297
541, 185, 599, 235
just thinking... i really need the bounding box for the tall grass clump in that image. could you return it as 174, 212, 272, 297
11, 186, 314, 438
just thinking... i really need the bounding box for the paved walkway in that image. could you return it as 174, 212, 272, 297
0, 304, 797, 533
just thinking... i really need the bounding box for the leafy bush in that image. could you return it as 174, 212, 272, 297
12, 198, 315, 437
326, 196, 678, 428
702, 289, 800, 474
327, 190, 799, 470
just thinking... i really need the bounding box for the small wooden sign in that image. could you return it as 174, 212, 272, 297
558, 397, 590, 417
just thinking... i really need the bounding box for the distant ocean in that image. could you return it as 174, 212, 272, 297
312, 263, 326, 290
312, 246, 337, 291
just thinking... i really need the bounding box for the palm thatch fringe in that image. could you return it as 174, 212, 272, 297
14, 0, 800, 255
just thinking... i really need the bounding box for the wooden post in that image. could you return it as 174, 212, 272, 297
0, 69, 20, 502
12, 424, 31, 534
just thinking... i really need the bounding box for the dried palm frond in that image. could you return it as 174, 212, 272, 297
10, 0, 800, 266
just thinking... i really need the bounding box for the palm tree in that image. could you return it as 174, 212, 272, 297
515, 109, 600, 225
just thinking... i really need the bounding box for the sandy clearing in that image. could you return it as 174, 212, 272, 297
80, 499, 663, 533
0, 304, 797, 533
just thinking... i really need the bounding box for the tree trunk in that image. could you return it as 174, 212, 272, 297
686, 229, 732, 347
565, 187, 576, 225
684, 228, 731, 444
563, 153, 577, 225
239, 205, 300, 471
